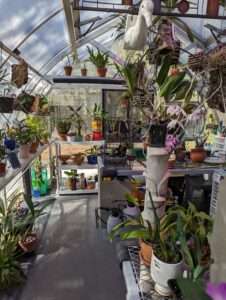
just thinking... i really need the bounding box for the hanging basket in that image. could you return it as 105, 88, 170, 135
11, 60, 28, 88
0, 97, 14, 113
188, 52, 205, 72
208, 43, 226, 69
156, 18, 177, 56
14, 91, 36, 113
29, 95, 40, 113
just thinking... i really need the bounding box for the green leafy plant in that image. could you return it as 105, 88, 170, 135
88, 103, 108, 120
0, 145, 7, 162
62, 52, 77, 66
64, 170, 79, 179
85, 146, 101, 157
68, 106, 84, 136
56, 118, 71, 134
13, 120, 32, 145
87, 46, 109, 68
0, 238, 26, 290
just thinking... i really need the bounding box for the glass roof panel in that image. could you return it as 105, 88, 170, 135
0, 0, 62, 49
18, 11, 69, 70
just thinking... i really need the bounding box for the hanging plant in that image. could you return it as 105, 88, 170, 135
11, 60, 28, 88
13, 91, 36, 114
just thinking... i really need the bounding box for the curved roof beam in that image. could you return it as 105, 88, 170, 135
1, 7, 63, 67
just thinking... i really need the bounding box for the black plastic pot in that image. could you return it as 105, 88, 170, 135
0, 97, 14, 113
149, 123, 167, 148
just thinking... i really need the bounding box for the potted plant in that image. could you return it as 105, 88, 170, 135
3, 124, 16, 151
122, 0, 133, 4
56, 118, 71, 141
0, 238, 26, 290
81, 63, 87, 76
68, 106, 84, 142
88, 103, 107, 141
27, 117, 45, 153
62, 53, 76, 76
0, 145, 7, 174
71, 152, 86, 166
13, 91, 36, 113
64, 170, 79, 190
19, 226, 38, 253
13, 120, 32, 159
87, 46, 109, 77
86, 146, 100, 165
190, 135, 208, 163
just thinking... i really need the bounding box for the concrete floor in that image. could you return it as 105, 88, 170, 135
19, 195, 126, 300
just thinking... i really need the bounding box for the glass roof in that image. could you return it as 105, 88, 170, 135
0, 0, 226, 94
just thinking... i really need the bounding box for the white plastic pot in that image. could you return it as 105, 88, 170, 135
150, 252, 184, 296
19, 144, 30, 159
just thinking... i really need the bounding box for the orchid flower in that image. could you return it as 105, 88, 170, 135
167, 105, 186, 116
206, 282, 226, 300
165, 134, 180, 153
188, 107, 206, 122
167, 119, 184, 130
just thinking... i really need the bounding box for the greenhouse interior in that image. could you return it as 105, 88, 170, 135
1, 0, 226, 299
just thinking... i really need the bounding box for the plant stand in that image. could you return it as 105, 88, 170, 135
55, 140, 105, 195
142, 147, 169, 224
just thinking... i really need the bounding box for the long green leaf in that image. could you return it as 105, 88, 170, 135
0, 198, 5, 216
157, 55, 172, 87
177, 278, 211, 300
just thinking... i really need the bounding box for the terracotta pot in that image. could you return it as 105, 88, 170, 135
177, 0, 189, 13
190, 149, 207, 163
19, 234, 38, 253
122, 0, 133, 4
176, 149, 186, 161
43, 138, 49, 144
72, 155, 85, 166
85, 134, 92, 141
59, 134, 68, 141
97, 68, 107, 77
29, 142, 39, 153
168, 159, 175, 169
139, 239, 152, 267
81, 68, 87, 76
64, 66, 72, 76
92, 119, 102, 132
207, 0, 220, 16
0, 162, 6, 174
19, 144, 30, 159
87, 181, 95, 190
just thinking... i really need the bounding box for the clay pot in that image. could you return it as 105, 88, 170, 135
43, 138, 49, 145
190, 149, 207, 163
97, 68, 107, 77
19, 233, 38, 253
207, 0, 220, 16
64, 66, 73, 76
72, 155, 85, 166
59, 134, 68, 141
177, 0, 189, 13
68, 178, 77, 190
168, 159, 175, 169
59, 155, 70, 165
139, 239, 152, 267
176, 149, 186, 161
0, 162, 6, 174
122, 0, 133, 4
87, 181, 95, 190
85, 134, 92, 141
29, 142, 39, 153
81, 68, 87, 76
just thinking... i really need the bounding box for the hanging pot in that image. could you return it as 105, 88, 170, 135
0, 97, 14, 113
177, 0, 190, 14
151, 252, 184, 296
64, 66, 73, 76
11, 60, 28, 88
19, 144, 30, 159
156, 18, 177, 56
122, 0, 133, 4
14, 92, 36, 113
149, 123, 167, 148
207, 0, 220, 17
97, 68, 107, 77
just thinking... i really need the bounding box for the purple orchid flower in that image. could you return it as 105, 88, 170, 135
167, 105, 186, 116
165, 134, 180, 153
188, 107, 206, 122
206, 282, 226, 300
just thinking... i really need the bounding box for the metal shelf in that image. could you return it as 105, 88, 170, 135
55, 140, 105, 146
123, 246, 171, 300
57, 162, 98, 170
57, 189, 98, 195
